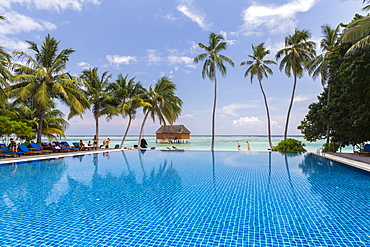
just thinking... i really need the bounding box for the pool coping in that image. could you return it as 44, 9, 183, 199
0, 149, 123, 165
313, 152, 370, 173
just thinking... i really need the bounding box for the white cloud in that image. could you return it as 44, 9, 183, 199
220, 103, 257, 116
293, 94, 314, 102
167, 55, 193, 65
242, 0, 318, 34
264, 38, 285, 58
106, 55, 137, 66
146, 49, 162, 64
180, 114, 195, 118
0, 0, 101, 12
233, 116, 262, 127
0, 11, 57, 35
0, 0, 100, 51
0, 35, 29, 51
163, 13, 178, 21
219, 31, 237, 46
177, 0, 211, 30
77, 62, 91, 70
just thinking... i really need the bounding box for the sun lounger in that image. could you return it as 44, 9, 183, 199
48, 143, 71, 153
0, 153, 9, 158
18, 144, 43, 155
358, 144, 370, 156
61, 141, 79, 151
0, 146, 24, 157
72, 142, 94, 151
52, 142, 76, 152
29, 144, 52, 154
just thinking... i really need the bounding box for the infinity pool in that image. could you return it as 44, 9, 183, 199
0, 151, 369, 246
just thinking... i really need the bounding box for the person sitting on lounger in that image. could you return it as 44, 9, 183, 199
78, 140, 85, 151
104, 138, 110, 148
9, 138, 18, 152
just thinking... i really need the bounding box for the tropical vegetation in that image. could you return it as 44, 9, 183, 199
306, 25, 340, 144
341, 1, 370, 55
137, 76, 182, 147
240, 43, 276, 150
9, 35, 89, 144
276, 29, 316, 141
298, 42, 370, 149
80, 67, 113, 139
272, 138, 307, 152
0, 116, 34, 143
107, 74, 147, 148
194, 32, 234, 151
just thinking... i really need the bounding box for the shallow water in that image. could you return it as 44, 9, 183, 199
60, 135, 354, 153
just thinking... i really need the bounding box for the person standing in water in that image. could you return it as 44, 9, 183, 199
246, 141, 251, 151
237, 141, 241, 151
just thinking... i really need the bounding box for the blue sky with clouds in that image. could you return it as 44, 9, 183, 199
0, 0, 367, 136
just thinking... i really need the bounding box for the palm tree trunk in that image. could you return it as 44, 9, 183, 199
120, 115, 132, 148
37, 108, 45, 144
284, 75, 297, 140
325, 84, 331, 143
258, 78, 273, 149
138, 111, 149, 148
95, 114, 99, 139
211, 72, 217, 151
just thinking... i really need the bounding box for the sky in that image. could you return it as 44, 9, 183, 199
0, 0, 367, 136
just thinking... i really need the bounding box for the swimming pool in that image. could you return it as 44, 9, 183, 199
0, 151, 369, 246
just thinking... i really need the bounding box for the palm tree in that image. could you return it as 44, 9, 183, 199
0, 45, 11, 106
307, 25, 340, 143
341, 1, 370, 54
194, 32, 234, 151
0, 15, 11, 106
137, 76, 182, 148
80, 67, 113, 139
9, 34, 89, 143
276, 29, 316, 140
307, 25, 340, 86
0, 101, 69, 141
241, 43, 276, 150
107, 74, 147, 148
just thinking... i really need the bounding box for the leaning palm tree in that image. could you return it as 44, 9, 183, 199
341, 1, 370, 54
0, 45, 11, 106
307, 25, 340, 143
194, 32, 234, 151
9, 34, 89, 143
0, 15, 11, 106
276, 29, 316, 140
241, 43, 276, 150
80, 67, 114, 139
107, 74, 147, 148
137, 76, 182, 148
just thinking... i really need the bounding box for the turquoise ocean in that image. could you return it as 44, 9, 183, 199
61, 135, 354, 153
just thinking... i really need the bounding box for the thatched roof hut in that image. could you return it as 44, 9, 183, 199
156, 125, 191, 143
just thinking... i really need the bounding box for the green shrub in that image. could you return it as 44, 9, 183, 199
322, 142, 340, 152
272, 138, 307, 152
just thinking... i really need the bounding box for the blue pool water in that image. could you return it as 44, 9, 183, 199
0, 151, 369, 246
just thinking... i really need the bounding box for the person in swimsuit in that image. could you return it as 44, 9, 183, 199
93, 135, 98, 150
9, 138, 18, 152
246, 141, 251, 151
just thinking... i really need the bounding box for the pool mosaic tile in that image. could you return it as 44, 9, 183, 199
0, 151, 369, 246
